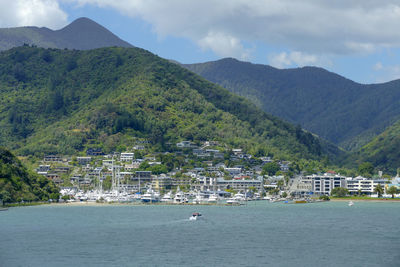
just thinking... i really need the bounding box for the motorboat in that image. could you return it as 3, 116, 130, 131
192, 191, 206, 204
141, 189, 160, 203
233, 193, 246, 201
174, 190, 188, 204
189, 212, 202, 220
253, 193, 261, 200
207, 193, 219, 203
226, 198, 239, 205
348, 201, 354, 207
161, 191, 173, 203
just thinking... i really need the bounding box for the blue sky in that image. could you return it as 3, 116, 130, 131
1, 0, 400, 84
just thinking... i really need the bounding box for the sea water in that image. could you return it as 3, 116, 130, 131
1, 201, 399, 267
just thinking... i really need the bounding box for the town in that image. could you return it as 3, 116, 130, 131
33, 139, 400, 204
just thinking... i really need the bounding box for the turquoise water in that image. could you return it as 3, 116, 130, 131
1, 201, 399, 267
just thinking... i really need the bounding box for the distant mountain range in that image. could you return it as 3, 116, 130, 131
183, 58, 400, 151
0, 17, 133, 51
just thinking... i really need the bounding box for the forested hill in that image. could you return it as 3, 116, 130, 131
0, 147, 59, 204
345, 120, 400, 173
0, 46, 339, 161
0, 17, 133, 51
183, 58, 400, 150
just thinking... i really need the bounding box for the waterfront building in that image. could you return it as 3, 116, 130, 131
307, 173, 346, 195
346, 176, 387, 195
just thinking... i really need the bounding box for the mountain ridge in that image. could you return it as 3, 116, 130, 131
183, 58, 400, 150
0, 17, 133, 51
0, 46, 340, 162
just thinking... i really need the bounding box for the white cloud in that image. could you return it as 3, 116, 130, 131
0, 0, 67, 29
66, 0, 400, 59
373, 62, 383, 71
268, 51, 329, 69
372, 63, 400, 82
198, 31, 251, 60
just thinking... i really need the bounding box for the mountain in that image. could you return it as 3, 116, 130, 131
0, 147, 59, 204
346, 119, 400, 173
0, 17, 133, 51
0, 46, 339, 162
183, 58, 400, 150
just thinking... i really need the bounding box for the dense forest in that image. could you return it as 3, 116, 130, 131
0, 46, 339, 162
184, 58, 400, 151
0, 147, 59, 204
345, 120, 400, 173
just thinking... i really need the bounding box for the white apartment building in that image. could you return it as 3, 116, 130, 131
306, 174, 346, 195
346, 177, 386, 195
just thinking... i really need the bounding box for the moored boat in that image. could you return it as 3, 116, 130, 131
141, 189, 160, 203
161, 191, 173, 203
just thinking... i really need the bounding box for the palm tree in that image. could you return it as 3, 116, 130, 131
374, 184, 384, 198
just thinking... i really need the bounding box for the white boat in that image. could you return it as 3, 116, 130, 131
174, 190, 188, 204
193, 192, 206, 204
141, 189, 160, 203
253, 193, 261, 200
189, 212, 202, 221
233, 192, 246, 202
161, 192, 173, 203
226, 198, 239, 205
348, 201, 354, 206
207, 193, 219, 203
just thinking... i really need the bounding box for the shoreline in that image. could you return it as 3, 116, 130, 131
47, 201, 239, 207
330, 198, 400, 203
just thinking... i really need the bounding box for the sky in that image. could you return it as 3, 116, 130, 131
1, 0, 400, 84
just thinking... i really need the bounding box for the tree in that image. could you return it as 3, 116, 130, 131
102, 176, 112, 191
281, 192, 288, 198
262, 162, 281, 176
330, 187, 349, 197
358, 162, 374, 177
374, 184, 384, 198
386, 186, 398, 199
276, 180, 284, 189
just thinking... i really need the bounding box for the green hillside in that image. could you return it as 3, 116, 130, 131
0, 46, 338, 161
0, 147, 59, 204
184, 58, 400, 150
347, 120, 400, 173
0, 17, 133, 51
